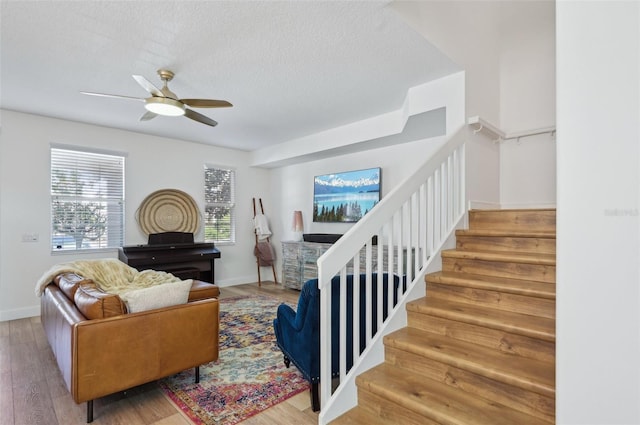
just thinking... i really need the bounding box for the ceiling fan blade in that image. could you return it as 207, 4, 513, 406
139, 111, 157, 121
80, 91, 144, 101
184, 108, 218, 127
179, 99, 233, 108
132, 75, 164, 97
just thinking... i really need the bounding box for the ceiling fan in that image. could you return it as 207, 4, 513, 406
81, 69, 232, 127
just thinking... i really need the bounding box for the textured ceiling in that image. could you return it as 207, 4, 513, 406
0, 1, 459, 151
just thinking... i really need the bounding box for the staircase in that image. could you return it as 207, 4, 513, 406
331, 209, 556, 425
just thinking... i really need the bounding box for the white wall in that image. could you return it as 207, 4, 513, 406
0, 110, 271, 320
392, 1, 501, 125
557, 1, 640, 423
499, 134, 556, 209
499, 0, 556, 208
393, 0, 556, 209
392, 0, 502, 207
499, 1, 556, 132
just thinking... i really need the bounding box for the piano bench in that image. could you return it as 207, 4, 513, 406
170, 267, 202, 281
188, 280, 220, 302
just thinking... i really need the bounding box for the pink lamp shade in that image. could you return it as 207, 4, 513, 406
292, 211, 304, 232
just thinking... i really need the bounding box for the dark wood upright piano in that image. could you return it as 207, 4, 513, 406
118, 232, 221, 284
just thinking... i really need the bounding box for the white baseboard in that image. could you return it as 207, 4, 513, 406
499, 202, 557, 209
0, 305, 40, 322
468, 200, 501, 210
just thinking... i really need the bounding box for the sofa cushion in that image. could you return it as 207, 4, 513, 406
74, 281, 127, 320
120, 280, 192, 313
54, 272, 92, 301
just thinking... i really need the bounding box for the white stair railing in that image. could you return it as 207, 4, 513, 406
317, 131, 467, 419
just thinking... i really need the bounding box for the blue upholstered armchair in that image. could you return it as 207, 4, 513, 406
273, 273, 400, 411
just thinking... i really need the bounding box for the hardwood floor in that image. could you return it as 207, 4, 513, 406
0, 282, 319, 425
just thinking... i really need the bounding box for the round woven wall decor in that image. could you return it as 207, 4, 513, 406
136, 189, 201, 235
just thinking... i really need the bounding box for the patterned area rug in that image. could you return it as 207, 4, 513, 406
159, 295, 308, 425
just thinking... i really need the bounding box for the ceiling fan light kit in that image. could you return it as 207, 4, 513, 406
81, 68, 232, 127
144, 97, 185, 116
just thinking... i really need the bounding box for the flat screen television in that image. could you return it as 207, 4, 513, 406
313, 167, 381, 222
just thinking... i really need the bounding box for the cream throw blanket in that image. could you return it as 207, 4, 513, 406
253, 213, 272, 241
35, 258, 187, 297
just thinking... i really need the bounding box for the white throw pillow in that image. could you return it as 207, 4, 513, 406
121, 279, 192, 313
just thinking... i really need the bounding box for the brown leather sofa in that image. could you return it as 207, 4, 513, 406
40, 272, 220, 423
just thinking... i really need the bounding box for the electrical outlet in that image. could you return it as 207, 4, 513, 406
21, 233, 39, 242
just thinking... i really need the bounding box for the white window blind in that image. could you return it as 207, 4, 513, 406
51, 147, 125, 252
204, 165, 235, 244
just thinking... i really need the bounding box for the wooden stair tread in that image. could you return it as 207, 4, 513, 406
384, 327, 555, 397
356, 363, 552, 425
442, 249, 556, 266
407, 297, 556, 341
427, 271, 556, 299
456, 229, 556, 239
468, 209, 556, 233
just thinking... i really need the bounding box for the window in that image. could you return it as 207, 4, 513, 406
204, 165, 235, 244
50, 146, 125, 252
